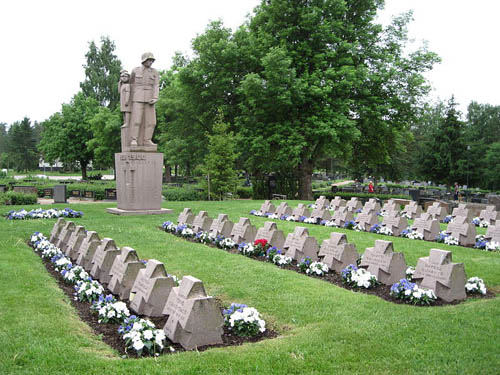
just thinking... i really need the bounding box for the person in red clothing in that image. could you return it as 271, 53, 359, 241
368, 181, 374, 193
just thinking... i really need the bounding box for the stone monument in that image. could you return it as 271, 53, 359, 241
163, 276, 224, 350
381, 215, 408, 237
310, 207, 331, 223
403, 201, 422, 220
192, 211, 213, 233
255, 221, 285, 249
332, 206, 354, 227
486, 220, 500, 242
413, 249, 467, 302
259, 200, 276, 214
49, 218, 66, 244
346, 197, 362, 212
314, 196, 330, 210
178, 208, 195, 226
283, 227, 319, 262
90, 238, 121, 284
329, 196, 347, 211
64, 225, 87, 260
412, 214, 440, 241
108, 247, 146, 300
292, 203, 311, 221
130, 259, 176, 317
108, 52, 172, 216
480, 206, 500, 225
275, 202, 293, 217
446, 216, 476, 246
360, 240, 407, 285
76, 231, 101, 270
230, 217, 257, 244
355, 211, 380, 232
363, 198, 381, 213
209, 214, 234, 238
319, 232, 359, 273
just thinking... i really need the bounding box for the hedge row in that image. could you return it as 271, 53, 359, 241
0, 192, 38, 206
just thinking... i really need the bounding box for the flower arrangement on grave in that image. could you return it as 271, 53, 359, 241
253, 239, 270, 256
400, 211, 412, 220
443, 215, 453, 224
119, 315, 166, 356
379, 226, 393, 236
91, 294, 117, 312
6, 207, 83, 220
390, 279, 437, 305
304, 217, 318, 224
308, 203, 317, 209
52, 253, 72, 272
267, 213, 279, 219
401, 228, 424, 240
161, 221, 177, 233
265, 247, 280, 262
370, 223, 381, 233
178, 225, 194, 238
74, 278, 104, 303
217, 237, 236, 250
286, 216, 296, 222
471, 217, 489, 228
406, 266, 415, 280
194, 231, 210, 244
238, 242, 257, 256
250, 210, 264, 217
306, 261, 329, 276
324, 220, 339, 227
61, 264, 89, 285
223, 303, 266, 337
353, 223, 364, 232
341, 264, 378, 289
298, 257, 312, 273
273, 254, 293, 267
474, 235, 500, 252
95, 301, 130, 324
280, 214, 290, 220
465, 277, 487, 295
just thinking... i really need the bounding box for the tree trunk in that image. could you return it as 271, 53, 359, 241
81, 161, 87, 180
164, 165, 172, 183
298, 157, 313, 200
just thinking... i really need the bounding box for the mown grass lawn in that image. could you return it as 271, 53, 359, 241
1, 200, 499, 375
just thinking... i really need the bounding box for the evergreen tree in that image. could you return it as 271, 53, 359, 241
8, 117, 39, 172
88, 106, 121, 169
203, 111, 239, 200
80, 36, 122, 110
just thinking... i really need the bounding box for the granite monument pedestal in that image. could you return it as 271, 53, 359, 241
107, 152, 172, 216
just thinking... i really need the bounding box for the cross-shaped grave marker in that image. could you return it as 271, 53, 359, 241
259, 200, 276, 214
163, 276, 223, 350
292, 203, 311, 220
332, 207, 354, 227
283, 227, 319, 262
90, 238, 121, 284
413, 248, 467, 302
130, 259, 176, 317
412, 214, 440, 241
255, 221, 285, 249
108, 247, 146, 300
209, 214, 234, 238
486, 220, 500, 242
64, 225, 87, 260
49, 218, 66, 243
319, 232, 359, 273
230, 217, 257, 244
76, 231, 101, 270
360, 240, 407, 285
480, 206, 500, 225
55, 221, 76, 250
446, 216, 476, 246
192, 211, 213, 233
177, 208, 195, 226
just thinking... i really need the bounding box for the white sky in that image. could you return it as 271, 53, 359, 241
1, 0, 499, 125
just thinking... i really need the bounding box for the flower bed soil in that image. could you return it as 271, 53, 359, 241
158, 228, 496, 307
30, 244, 277, 358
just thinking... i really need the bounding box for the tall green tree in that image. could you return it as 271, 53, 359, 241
80, 36, 122, 110
419, 97, 466, 186
39, 92, 99, 179
87, 106, 121, 169
484, 142, 500, 190
7, 117, 39, 172
202, 111, 239, 200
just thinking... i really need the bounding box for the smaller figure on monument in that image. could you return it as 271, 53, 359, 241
129, 52, 159, 150
118, 70, 131, 129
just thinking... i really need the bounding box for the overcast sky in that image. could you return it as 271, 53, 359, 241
1, 0, 499, 125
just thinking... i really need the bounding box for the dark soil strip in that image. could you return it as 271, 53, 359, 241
158, 227, 496, 307
29, 243, 277, 358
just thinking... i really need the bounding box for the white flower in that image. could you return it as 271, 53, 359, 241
132, 339, 144, 351
143, 330, 154, 340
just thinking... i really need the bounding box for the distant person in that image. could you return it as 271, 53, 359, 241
454, 182, 459, 201
368, 181, 374, 193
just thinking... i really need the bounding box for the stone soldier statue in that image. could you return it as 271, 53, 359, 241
129, 52, 159, 149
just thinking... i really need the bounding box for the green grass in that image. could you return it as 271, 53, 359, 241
0, 200, 499, 374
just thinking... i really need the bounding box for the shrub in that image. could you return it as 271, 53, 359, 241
236, 186, 252, 199
0, 191, 38, 205
313, 191, 409, 201
162, 186, 205, 201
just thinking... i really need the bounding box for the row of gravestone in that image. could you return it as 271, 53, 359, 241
177, 209, 467, 302
256, 199, 500, 248
262, 197, 500, 224
48, 218, 224, 350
